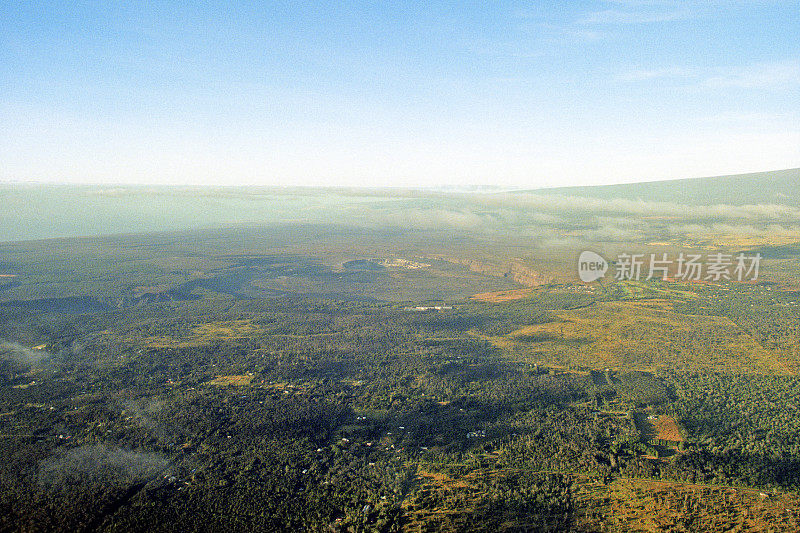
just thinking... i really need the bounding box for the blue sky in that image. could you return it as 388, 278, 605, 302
1, 1, 798, 188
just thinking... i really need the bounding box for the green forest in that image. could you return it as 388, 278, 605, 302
1, 228, 800, 531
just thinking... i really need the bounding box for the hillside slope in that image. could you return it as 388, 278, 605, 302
529, 168, 800, 206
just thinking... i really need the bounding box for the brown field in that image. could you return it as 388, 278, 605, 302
478, 299, 795, 374
401, 466, 800, 532
401, 468, 484, 532
574, 477, 800, 532
470, 288, 535, 302
205, 374, 254, 387
653, 415, 684, 443
634, 414, 685, 445
124, 320, 263, 348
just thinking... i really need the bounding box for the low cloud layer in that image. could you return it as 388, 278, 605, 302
0, 340, 49, 366
2, 176, 799, 245
38, 445, 168, 486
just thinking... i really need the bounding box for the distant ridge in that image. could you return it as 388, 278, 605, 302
1, 168, 797, 242
528, 168, 800, 206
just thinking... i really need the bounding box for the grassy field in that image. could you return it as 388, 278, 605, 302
400, 466, 800, 532
470, 288, 537, 302
124, 320, 264, 349
205, 374, 254, 387
480, 298, 794, 374
633, 413, 685, 447
573, 477, 800, 532
651, 416, 684, 443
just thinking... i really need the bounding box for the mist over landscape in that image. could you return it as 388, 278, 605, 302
2, 168, 800, 531
3, 1, 800, 531
3, 168, 799, 245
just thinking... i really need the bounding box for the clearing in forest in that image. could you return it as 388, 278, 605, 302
470, 288, 535, 302
481, 300, 793, 374
205, 374, 254, 387
634, 413, 685, 445
123, 319, 263, 348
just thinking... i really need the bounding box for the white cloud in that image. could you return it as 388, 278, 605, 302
617, 59, 800, 90
578, 9, 690, 24
704, 60, 800, 89
617, 67, 693, 82
563, 28, 608, 41
698, 111, 795, 125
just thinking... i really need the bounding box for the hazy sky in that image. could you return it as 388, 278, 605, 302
2, 1, 798, 188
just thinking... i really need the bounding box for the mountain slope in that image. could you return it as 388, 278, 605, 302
529, 168, 800, 206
